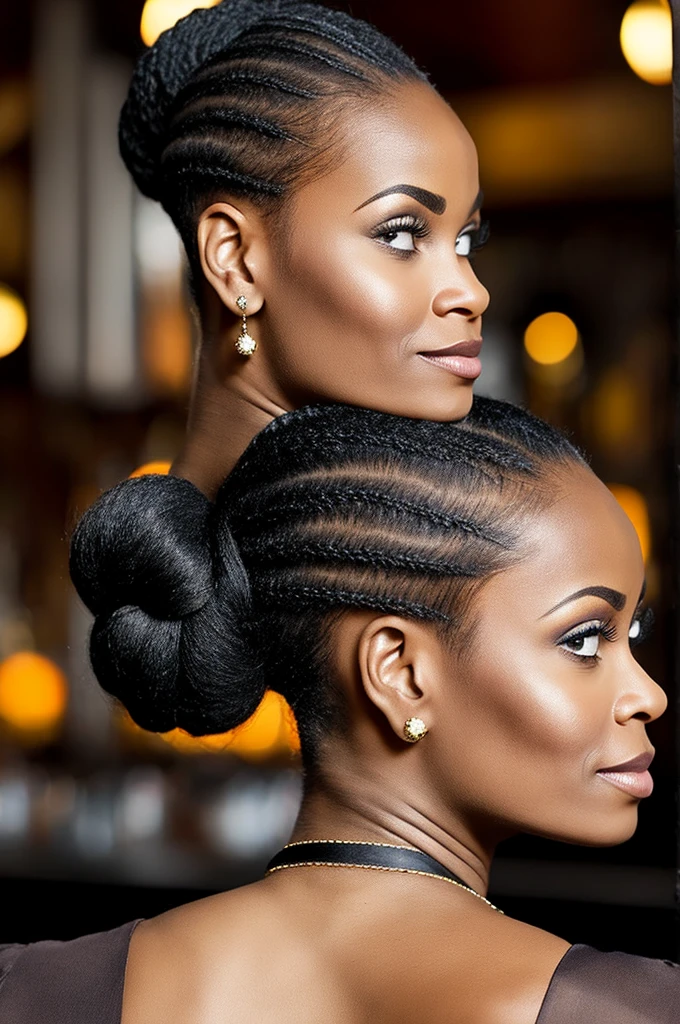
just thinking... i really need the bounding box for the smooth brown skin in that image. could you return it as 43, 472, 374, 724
172, 80, 489, 497
123, 463, 666, 1024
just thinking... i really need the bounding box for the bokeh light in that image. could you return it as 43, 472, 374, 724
620, 1, 672, 86
122, 691, 300, 760
607, 484, 651, 562
140, 0, 221, 47
0, 284, 27, 358
0, 652, 68, 734
129, 460, 172, 478
523, 312, 579, 366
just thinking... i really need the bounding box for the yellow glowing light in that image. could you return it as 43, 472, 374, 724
141, 0, 221, 47
144, 691, 300, 759
0, 652, 68, 733
607, 484, 651, 562
620, 1, 672, 86
0, 284, 27, 358
591, 368, 640, 450
143, 304, 192, 394
226, 691, 299, 758
524, 312, 579, 366
129, 460, 172, 478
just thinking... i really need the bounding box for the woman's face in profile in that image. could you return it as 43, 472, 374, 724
429, 464, 667, 848
257, 80, 489, 421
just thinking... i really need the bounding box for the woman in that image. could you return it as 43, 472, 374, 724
1, 396, 676, 1022
120, 0, 490, 496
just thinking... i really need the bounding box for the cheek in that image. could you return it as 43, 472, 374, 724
258, 223, 476, 419
447, 647, 609, 803
288, 237, 426, 342
268, 232, 428, 363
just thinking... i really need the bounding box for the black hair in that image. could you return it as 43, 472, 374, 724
119, 0, 428, 298
70, 397, 585, 757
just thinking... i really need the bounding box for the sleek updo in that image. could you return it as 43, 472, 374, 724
119, 0, 427, 295
70, 398, 584, 756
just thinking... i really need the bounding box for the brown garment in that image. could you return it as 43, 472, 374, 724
0, 920, 140, 1024
536, 944, 680, 1023
0, 923, 678, 1022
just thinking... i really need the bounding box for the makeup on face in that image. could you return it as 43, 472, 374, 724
596, 751, 655, 799
427, 465, 667, 849
256, 82, 491, 423
353, 181, 488, 380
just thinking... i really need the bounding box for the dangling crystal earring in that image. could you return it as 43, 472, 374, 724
235, 295, 257, 356
403, 717, 428, 743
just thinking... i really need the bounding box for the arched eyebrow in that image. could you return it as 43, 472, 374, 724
354, 184, 447, 215
541, 585, 626, 618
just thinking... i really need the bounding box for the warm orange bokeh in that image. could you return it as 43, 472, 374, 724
129, 460, 172, 478
0, 651, 68, 734
607, 484, 651, 563
121, 690, 301, 761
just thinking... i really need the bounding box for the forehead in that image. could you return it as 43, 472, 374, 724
297, 81, 479, 213
478, 464, 645, 620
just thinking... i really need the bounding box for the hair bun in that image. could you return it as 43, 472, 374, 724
70, 474, 214, 620
70, 473, 266, 736
119, 0, 287, 199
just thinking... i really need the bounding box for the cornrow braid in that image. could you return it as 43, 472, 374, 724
118, 0, 427, 294
256, 578, 449, 623
228, 477, 511, 546
241, 533, 487, 577
70, 397, 585, 757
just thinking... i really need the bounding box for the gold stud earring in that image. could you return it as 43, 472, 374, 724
235, 295, 257, 356
403, 717, 428, 743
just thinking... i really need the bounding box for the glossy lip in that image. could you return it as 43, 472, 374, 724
419, 338, 483, 358
418, 338, 483, 381
598, 751, 654, 774
596, 750, 655, 799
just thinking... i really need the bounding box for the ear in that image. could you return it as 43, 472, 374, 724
357, 616, 436, 743
196, 202, 265, 316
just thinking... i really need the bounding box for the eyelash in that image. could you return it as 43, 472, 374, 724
369, 215, 490, 258
558, 606, 654, 666
371, 214, 430, 255
464, 219, 490, 257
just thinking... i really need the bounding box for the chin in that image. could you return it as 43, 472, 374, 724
532, 807, 640, 849
403, 386, 475, 422
569, 816, 640, 848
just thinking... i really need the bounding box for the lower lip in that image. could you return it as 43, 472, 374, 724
418, 353, 482, 380
596, 769, 653, 799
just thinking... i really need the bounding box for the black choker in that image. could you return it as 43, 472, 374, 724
265, 840, 501, 913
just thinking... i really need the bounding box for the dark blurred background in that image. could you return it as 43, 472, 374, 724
0, 0, 676, 957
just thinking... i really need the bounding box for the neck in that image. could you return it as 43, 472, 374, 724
290, 766, 497, 899
171, 339, 290, 499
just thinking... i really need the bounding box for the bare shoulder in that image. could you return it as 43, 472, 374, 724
122, 883, 280, 1024
466, 911, 571, 1024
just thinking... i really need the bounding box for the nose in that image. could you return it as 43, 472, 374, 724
613, 663, 668, 726
432, 259, 490, 323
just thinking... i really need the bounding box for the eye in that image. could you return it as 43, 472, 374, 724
629, 606, 654, 647
560, 630, 600, 658
557, 618, 617, 663
382, 230, 417, 252
455, 219, 490, 258
371, 214, 429, 255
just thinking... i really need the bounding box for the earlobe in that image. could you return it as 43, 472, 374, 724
196, 202, 264, 316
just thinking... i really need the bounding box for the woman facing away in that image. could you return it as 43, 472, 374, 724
119, 0, 490, 496
1, 397, 678, 1023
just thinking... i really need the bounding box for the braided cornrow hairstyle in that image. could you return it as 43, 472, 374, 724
119, 0, 427, 297
70, 397, 585, 756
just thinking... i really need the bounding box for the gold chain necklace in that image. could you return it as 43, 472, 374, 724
265, 839, 502, 914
